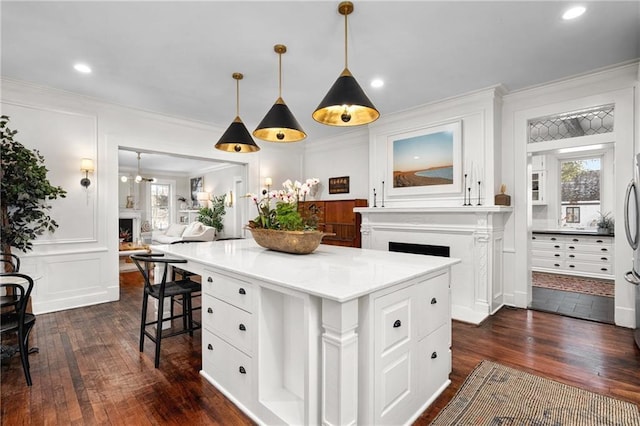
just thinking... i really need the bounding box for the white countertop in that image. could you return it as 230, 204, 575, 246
153, 239, 460, 303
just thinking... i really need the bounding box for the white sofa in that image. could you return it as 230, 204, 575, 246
150, 221, 216, 244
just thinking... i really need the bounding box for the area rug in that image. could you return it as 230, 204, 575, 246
430, 360, 640, 425
532, 271, 614, 298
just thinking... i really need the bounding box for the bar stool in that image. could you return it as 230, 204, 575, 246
130, 254, 201, 368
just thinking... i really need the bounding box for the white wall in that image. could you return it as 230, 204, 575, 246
1, 78, 303, 314
501, 62, 638, 328
303, 128, 369, 201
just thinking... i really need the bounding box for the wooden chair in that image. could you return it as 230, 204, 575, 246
130, 254, 201, 368
1, 272, 36, 385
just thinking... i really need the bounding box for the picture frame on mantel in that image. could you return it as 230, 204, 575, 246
387, 120, 462, 196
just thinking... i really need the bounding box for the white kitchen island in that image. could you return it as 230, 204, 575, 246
153, 239, 459, 425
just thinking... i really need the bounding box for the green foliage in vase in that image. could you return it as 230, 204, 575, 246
274, 202, 304, 231
197, 194, 226, 232
247, 178, 319, 232
1, 115, 67, 262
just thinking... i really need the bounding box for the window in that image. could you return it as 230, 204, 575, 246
560, 157, 601, 229
150, 183, 171, 230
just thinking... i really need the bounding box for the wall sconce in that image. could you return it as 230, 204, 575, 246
225, 190, 234, 207
80, 158, 94, 188
265, 177, 272, 192
197, 191, 210, 207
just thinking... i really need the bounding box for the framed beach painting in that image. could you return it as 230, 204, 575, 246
387, 121, 462, 196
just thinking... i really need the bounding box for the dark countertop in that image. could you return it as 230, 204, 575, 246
533, 229, 614, 237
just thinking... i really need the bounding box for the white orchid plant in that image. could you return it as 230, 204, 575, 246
247, 178, 320, 231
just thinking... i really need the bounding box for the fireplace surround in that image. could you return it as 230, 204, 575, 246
355, 206, 512, 324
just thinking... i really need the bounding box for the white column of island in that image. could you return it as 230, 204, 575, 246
154, 239, 460, 425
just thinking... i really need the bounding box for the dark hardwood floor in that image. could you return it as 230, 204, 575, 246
2, 272, 639, 425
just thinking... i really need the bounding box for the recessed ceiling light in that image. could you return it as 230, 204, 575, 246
371, 79, 384, 88
73, 63, 92, 74
562, 6, 586, 20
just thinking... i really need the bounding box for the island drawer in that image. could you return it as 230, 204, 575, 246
203, 269, 253, 313
374, 286, 412, 355
202, 330, 252, 405
417, 271, 449, 338
203, 294, 253, 355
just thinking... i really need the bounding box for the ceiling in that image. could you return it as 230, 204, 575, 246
2, 1, 639, 157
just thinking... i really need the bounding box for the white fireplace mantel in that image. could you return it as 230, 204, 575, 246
355, 206, 513, 324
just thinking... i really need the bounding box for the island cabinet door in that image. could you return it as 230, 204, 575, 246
373, 285, 416, 425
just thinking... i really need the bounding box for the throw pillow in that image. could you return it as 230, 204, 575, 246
165, 224, 187, 237
183, 222, 204, 237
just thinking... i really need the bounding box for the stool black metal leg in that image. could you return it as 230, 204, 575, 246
140, 293, 148, 352
154, 296, 164, 368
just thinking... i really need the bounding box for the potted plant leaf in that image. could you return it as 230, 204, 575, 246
596, 211, 614, 234
197, 194, 227, 233
1, 116, 66, 270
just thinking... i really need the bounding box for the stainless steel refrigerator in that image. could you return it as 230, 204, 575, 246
623, 153, 640, 349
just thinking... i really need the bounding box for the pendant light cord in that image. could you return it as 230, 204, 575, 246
236, 78, 240, 117
344, 11, 349, 69
278, 51, 282, 98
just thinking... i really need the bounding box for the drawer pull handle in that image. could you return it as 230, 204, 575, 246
569, 255, 575, 258
431, 352, 438, 359
554, 254, 560, 257
551, 237, 557, 241
601, 257, 608, 261
207, 344, 213, 350
239, 288, 246, 295
207, 307, 213, 314
597, 239, 603, 243
239, 366, 246, 374
532, 236, 537, 240
601, 268, 608, 271
393, 320, 402, 328
569, 265, 575, 268
554, 245, 560, 249
573, 238, 579, 242
568, 246, 575, 250
207, 277, 213, 283
430, 297, 437, 305
601, 248, 608, 252
554, 263, 560, 267
239, 323, 246, 331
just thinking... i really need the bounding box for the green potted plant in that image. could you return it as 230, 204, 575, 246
197, 194, 227, 233
596, 211, 614, 234
1, 116, 66, 270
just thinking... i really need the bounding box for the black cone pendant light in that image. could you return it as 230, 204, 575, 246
313, 1, 379, 126
253, 44, 306, 142
215, 73, 260, 153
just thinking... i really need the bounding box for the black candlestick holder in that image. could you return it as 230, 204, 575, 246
463, 174, 468, 205
373, 188, 377, 207
381, 180, 385, 207
477, 181, 482, 206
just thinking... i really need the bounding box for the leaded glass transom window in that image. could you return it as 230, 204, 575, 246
528, 104, 614, 143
